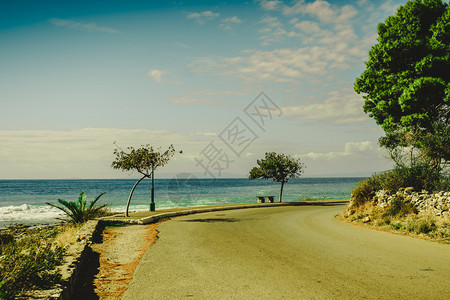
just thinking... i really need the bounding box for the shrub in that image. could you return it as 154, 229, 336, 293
351, 174, 385, 207
386, 163, 440, 192
383, 195, 417, 218
0, 227, 65, 298
46, 190, 109, 224
407, 219, 437, 234
433, 173, 450, 192
351, 164, 444, 208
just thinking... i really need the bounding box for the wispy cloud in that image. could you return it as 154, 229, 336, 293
281, 89, 367, 124
257, 0, 283, 11
187, 11, 220, 25
0, 128, 191, 179
299, 141, 378, 160
148, 69, 165, 83
220, 16, 243, 30
48, 18, 122, 34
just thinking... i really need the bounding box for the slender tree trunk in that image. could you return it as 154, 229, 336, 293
126, 175, 147, 217
279, 181, 285, 202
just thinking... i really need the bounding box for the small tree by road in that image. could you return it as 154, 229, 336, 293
112, 144, 181, 216
249, 152, 305, 202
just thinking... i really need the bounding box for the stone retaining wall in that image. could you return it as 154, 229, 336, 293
19, 220, 102, 300
372, 188, 449, 217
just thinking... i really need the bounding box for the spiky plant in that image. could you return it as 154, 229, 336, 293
46, 190, 108, 224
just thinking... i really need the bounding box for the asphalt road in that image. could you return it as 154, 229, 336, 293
123, 203, 450, 299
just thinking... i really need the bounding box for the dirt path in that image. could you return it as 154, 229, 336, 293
73, 222, 162, 299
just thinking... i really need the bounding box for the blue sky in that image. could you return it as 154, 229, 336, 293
0, 0, 408, 179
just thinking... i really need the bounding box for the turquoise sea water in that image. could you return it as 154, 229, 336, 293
0, 177, 364, 228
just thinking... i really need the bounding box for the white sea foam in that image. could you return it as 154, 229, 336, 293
0, 204, 155, 228
0, 204, 66, 228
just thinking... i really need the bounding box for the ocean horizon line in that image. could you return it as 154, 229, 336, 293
0, 175, 369, 181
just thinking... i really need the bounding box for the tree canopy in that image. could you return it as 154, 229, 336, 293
112, 144, 180, 215
354, 0, 449, 170
249, 152, 304, 202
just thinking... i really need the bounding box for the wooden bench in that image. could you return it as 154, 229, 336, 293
257, 196, 275, 203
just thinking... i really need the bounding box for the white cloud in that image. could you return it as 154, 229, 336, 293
257, 16, 297, 45
223, 16, 242, 24
48, 18, 121, 34
190, 44, 357, 82
220, 16, 243, 30
282, 89, 367, 124
257, 0, 283, 11
303, 0, 335, 22
148, 69, 165, 82
282, 0, 306, 15
293, 20, 324, 34
187, 11, 220, 25
300, 141, 376, 160
0, 128, 192, 179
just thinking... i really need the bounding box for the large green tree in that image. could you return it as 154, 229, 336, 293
112, 144, 181, 216
249, 152, 305, 202
354, 0, 449, 170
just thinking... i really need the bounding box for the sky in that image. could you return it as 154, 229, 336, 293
0, 0, 409, 179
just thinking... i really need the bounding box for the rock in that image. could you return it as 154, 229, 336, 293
363, 216, 371, 223
404, 187, 414, 194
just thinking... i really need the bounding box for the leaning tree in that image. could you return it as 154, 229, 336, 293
112, 144, 181, 216
354, 0, 449, 171
249, 152, 305, 202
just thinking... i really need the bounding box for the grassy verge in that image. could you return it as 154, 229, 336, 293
0, 224, 81, 299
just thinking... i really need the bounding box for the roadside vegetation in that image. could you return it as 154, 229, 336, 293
343, 0, 450, 243
46, 190, 109, 224
1, 191, 110, 298
0, 226, 65, 299
340, 165, 450, 243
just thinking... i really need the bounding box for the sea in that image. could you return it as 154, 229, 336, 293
0, 177, 364, 228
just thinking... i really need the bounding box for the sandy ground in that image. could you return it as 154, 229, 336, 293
73, 221, 164, 299
122, 204, 450, 299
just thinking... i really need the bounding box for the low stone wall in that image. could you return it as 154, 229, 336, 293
372, 188, 449, 217
19, 220, 102, 300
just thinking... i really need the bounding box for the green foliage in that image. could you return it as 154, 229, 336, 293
249, 152, 304, 182
46, 190, 108, 224
383, 195, 418, 217
112, 144, 181, 216
112, 144, 179, 176
406, 218, 437, 234
351, 173, 386, 207
355, 0, 449, 170
249, 152, 305, 202
0, 227, 64, 298
351, 163, 442, 207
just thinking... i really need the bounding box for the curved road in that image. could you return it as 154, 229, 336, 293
123, 203, 450, 299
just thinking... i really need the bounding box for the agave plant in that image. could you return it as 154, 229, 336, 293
46, 190, 108, 224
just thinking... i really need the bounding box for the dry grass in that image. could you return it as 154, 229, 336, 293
54, 224, 82, 247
